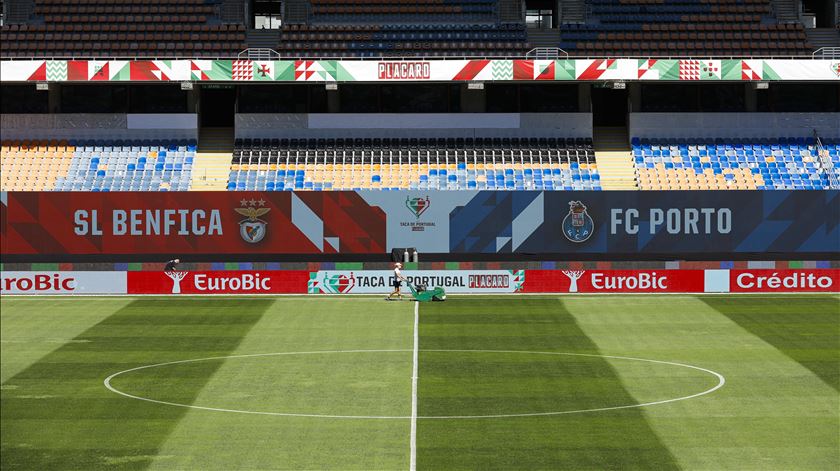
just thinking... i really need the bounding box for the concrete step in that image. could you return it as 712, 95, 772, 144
596, 150, 638, 190
527, 29, 561, 48
190, 152, 233, 191
198, 127, 235, 153
593, 126, 630, 152
806, 28, 840, 49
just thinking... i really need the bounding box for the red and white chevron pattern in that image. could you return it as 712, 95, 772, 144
232, 60, 253, 81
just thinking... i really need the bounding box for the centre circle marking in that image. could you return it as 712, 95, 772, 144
103, 349, 725, 419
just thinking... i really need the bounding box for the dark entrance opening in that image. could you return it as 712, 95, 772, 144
591, 86, 628, 126
200, 86, 236, 127
802, 0, 837, 28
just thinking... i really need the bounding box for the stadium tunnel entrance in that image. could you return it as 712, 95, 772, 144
200, 86, 237, 127
591, 86, 628, 127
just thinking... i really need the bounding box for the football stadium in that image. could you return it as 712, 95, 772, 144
1, 0, 839, 470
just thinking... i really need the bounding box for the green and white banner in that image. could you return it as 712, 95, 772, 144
2, 59, 839, 83
308, 270, 526, 294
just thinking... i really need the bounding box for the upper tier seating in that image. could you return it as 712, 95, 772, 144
1, 139, 196, 191
0, 0, 246, 58
633, 137, 839, 190
309, 0, 499, 23
228, 137, 600, 191
276, 23, 529, 57
559, 0, 811, 56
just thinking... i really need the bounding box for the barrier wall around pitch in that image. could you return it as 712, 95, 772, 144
2, 191, 838, 261
2, 269, 837, 295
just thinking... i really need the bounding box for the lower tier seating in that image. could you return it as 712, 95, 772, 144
228, 137, 598, 191
1, 139, 196, 191
633, 137, 839, 190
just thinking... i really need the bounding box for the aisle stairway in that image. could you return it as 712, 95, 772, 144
190, 127, 234, 191
593, 127, 638, 190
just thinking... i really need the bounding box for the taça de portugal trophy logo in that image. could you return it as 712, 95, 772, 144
236, 199, 270, 244
406, 196, 430, 219
562, 201, 594, 243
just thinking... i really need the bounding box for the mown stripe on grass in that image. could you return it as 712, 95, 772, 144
0, 297, 273, 471
146, 297, 415, 471
1, 298, 133, 383
701, 295, 840, 391
416, 298, 680, 470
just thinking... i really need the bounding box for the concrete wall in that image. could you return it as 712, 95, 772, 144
629, 112, 840, 139
235, 113, 593, 139
0, 114, 198, 140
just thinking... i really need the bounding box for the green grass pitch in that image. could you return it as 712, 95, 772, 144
1, 295, 838, 470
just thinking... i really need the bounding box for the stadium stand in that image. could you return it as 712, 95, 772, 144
559, 0, 812, 56
309, 0, 499, 23
227, 137, 600, 190
276, 23, 529, 57
1, 139, 196, 191
632, 137, 840, 190
0, 0, 246, 58
0, 0, 819, 58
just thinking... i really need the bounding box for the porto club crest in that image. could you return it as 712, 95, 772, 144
562, 200, 594, 243
406, 196, 430, 219
235, 199, 270, 244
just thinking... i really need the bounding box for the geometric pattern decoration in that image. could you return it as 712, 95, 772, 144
232, 60, 253, 81
2, 59, 839, 83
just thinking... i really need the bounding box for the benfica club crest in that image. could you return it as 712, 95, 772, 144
562, 200, 594, 243
235, 199, 270, 244
406, 196, 430, 219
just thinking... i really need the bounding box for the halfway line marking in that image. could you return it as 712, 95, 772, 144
410, 302, 419, 471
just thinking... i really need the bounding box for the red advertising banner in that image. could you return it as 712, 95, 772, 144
729, 269, 839, 293
522, 269, 706, 293
127, 270, 309, 294
1, 192, 385, 255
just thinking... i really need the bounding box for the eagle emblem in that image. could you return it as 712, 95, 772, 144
235, 200, 270, 244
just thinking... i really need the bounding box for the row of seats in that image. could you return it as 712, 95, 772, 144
559, 0, 811, 56
275, 21, 527, 56
227, 158, 601, 192
275, 41, 528, 55
0, 1, 245, 58
227, 136, 599, 191
1, 140, 196, 191
235, 137, 594, 152
37, 5, 215, 15
632, 138, 839, 190
2, 23, 246, 33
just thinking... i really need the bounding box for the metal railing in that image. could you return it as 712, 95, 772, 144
812, 47, 840, 59
525, 48, 568, 59
238, 48, 280, 60
0, 52, 834, 61
813, 129, 839, 189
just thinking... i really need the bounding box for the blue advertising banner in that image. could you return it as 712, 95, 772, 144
445, 191, 839, 254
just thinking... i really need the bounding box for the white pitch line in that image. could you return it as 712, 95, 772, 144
103, 349, 725, 420
409, 301, 419, 471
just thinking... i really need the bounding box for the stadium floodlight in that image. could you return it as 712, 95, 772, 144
325, 82, 339, 90
467, 82, 484, 90
35, 82, 49, 91
754, 82, 769, 89
180, 82, 194, 90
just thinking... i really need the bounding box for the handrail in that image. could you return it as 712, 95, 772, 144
238, 48, 281, 60
812, 47, 840, 59
0, 53, 833, 61
525, 47, 569, 59
813, 129, 839, 189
